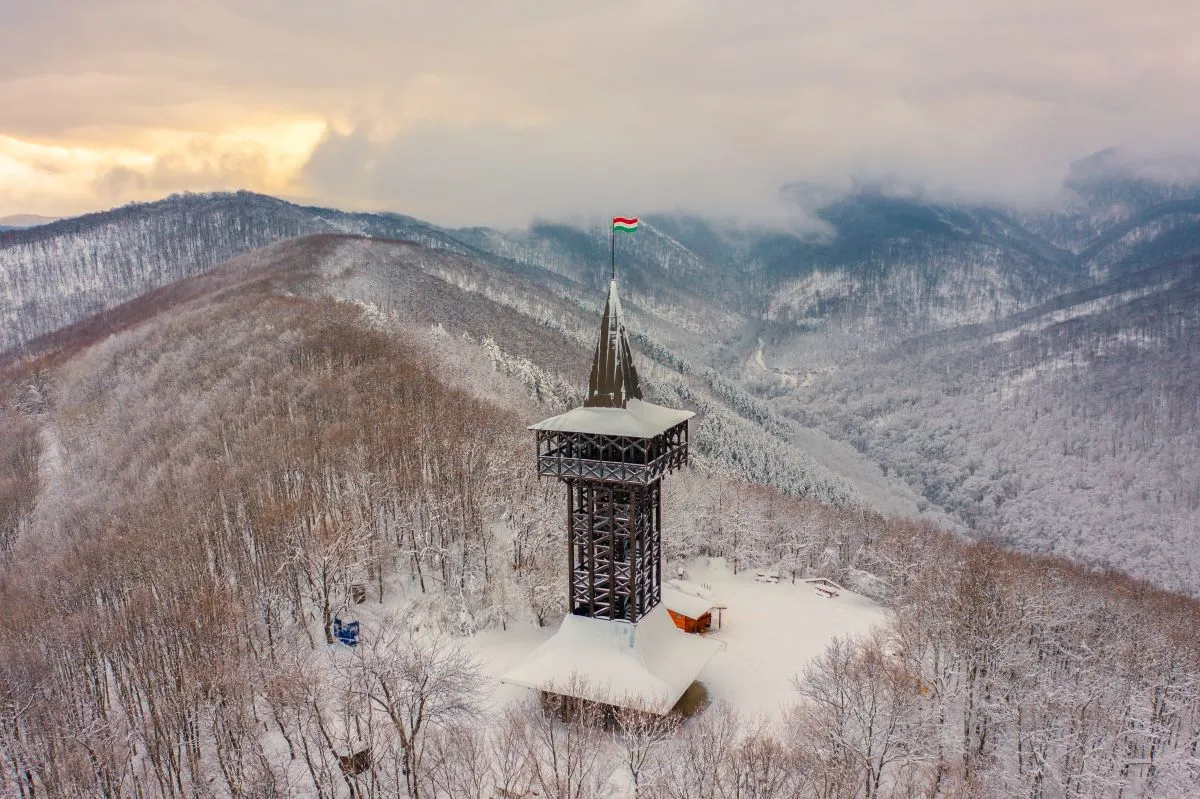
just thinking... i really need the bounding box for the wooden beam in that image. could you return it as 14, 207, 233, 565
630, 485, 638, 622
566, 480, 575, 614
587, 482, 596, 617
608, 486, 617, 619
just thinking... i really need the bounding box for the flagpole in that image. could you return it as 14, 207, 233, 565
610, 221, 616, 282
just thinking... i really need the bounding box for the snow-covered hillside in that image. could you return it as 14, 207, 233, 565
767, 256, 1200, 593
4, 153, 1198, 597
3, 252, 1198, 796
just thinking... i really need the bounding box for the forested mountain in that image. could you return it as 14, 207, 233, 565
2, 231, 1199, 797
2, 148, 1197, 597
5, 232, 861, 514
764, 254, 1200, 592
6, 149, 1198, 369
1020, 149, 1200, 269
0, 193, 520, 354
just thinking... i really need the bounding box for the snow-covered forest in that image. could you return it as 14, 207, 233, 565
2, 157, 1199, 796
2, 267, 1199, 796
5, 165, 1197, 597
0, 192, 500, 356
764, 256, 1200, 593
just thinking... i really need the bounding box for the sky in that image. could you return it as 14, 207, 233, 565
1, 0, 1198, 227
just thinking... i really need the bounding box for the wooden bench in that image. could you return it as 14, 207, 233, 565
813, 585, 839, 598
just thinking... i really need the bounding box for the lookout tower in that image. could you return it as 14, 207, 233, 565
532, 279, 691, 622
502, 279, 718, 714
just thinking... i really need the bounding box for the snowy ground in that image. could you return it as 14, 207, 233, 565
464, 557, 891, 722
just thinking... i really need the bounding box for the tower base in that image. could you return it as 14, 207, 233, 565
499, 603, 721, 714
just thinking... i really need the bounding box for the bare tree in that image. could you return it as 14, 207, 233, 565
425, 724, 493, 799
658, 700, 741, 799
345, 616, 484, 798
729, 717, 804, 799
792, 631, 935, 799
513, 676, 616, 799
612, 700, 681, 798
490, 704, 535, 799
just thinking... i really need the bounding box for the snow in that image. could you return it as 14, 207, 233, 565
665, 578, 714, 600
530, 398, 693, 438
498, 603, 721, 713
685, 558, 889, 720
662, 584, 716, 619
469, 558, 889, 723
461, 625, 559, 712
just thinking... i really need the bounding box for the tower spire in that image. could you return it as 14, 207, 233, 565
585, 280, 643, 408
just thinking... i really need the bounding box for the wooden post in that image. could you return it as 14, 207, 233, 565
608, 486, 616, 619
587, 483, 596, 617
630, 486, 638, 622
567, 480, 575, 614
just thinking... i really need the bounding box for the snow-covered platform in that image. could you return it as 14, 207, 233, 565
471, 558, 890, 721
499, 603, 721, 713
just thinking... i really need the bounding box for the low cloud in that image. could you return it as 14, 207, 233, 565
302, 120, 792, 228
2, 0, 1200, 222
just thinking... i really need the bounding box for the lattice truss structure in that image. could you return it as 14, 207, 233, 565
536, 423, 689, 622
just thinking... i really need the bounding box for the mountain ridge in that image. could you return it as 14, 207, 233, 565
3, 160, 1197, 592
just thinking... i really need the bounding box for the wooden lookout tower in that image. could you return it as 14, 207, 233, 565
502, 279, 719, 714
532, 279, 691, 622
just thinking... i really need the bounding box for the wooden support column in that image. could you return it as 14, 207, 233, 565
655, 480, 663, 608
629, 486, 638, 622
587, 482, 596, 617
608, 486, 617, 620
566, 480, 575, 614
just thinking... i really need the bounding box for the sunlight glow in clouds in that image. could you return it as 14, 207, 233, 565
1, 0, 1198, 224
0, 120, 327, 216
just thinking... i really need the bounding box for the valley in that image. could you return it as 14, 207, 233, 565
4, 148, 1196, 595
2, 149, 1199, 796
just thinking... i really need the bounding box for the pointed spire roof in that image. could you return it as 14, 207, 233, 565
529, 279, 693, 438
585, 280, 642, 408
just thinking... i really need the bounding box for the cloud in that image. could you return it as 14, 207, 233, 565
0, 121, 325, 216
2, 0, 1200, 221
302, 118, 790, 228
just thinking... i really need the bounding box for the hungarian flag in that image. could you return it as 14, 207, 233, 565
613, 216, 639, 232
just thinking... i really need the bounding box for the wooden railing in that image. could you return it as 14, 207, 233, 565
537, 444, 687, 484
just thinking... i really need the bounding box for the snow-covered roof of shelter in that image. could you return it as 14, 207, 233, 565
529, 398, 693, 438
499, 603, 720, 713
663, 585, 716, 620
666, 578, 716, 601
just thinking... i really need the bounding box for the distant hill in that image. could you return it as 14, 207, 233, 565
0, 192, 519, 355
0, 213, 59, 229
6, 150, 1199, 364
3, 148, 1198, 592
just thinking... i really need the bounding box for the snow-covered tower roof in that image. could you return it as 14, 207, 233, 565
529, 280, 692, 440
